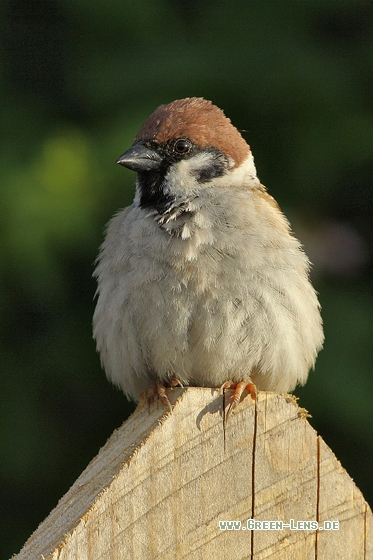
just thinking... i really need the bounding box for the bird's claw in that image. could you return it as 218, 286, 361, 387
220, 379, 257, 422
147, 377, 183, 413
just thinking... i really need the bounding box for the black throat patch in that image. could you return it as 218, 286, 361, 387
137, 169, 174, 214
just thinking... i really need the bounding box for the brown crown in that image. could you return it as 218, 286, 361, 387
134, 98, 250, 168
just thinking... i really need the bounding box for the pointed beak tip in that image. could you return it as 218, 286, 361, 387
115, 143, 162, 172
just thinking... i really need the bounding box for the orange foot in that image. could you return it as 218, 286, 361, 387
147, 377, 183, 413
220, 379, 257, 421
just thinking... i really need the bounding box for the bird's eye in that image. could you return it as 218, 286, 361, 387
174, 139, 192, 154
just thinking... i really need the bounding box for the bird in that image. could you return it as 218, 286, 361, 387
93, 97, 324, 417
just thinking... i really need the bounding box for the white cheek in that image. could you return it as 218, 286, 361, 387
166, 152, 260, 196
163, 153, 215, 198
133, 155, 210, 208
213, 153, 259, 189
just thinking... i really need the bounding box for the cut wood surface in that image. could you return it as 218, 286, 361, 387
13, 388, 373, 559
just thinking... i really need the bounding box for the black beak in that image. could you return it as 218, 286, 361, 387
116, 142, 162, 172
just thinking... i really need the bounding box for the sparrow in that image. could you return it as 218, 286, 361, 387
93, 97, 324, 417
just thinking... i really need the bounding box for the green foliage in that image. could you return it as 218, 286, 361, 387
2, 130, 96, 296
1, 1, 372, 557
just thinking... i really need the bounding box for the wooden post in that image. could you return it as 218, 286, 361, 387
13, 388, 373, 559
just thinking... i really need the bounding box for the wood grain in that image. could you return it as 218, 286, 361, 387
13, 388, 372, 559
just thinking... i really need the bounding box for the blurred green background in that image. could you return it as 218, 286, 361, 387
1, 0, 372, 557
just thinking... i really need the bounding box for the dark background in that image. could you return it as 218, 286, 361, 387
1, 1, 372, 557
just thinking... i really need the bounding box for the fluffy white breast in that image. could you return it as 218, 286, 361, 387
93, 173, 323, 401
